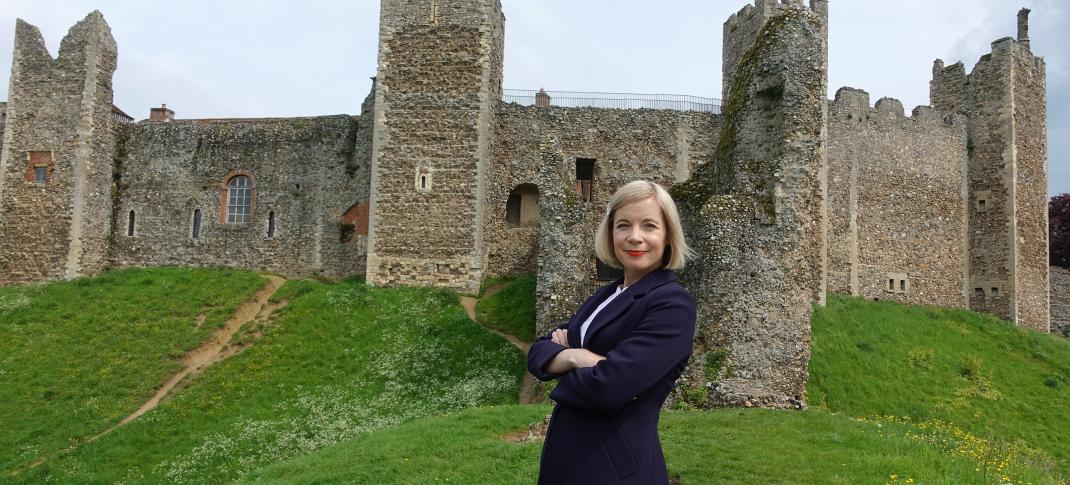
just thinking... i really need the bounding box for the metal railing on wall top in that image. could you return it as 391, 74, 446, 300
502, 89, 722, 114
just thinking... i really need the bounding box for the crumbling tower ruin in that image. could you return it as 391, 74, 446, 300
365, 0, 505, 293
930, 8, 1049, 331
673, 0, 828, 408
0, 12, 118, 284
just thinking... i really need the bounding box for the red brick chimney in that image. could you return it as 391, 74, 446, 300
149, 103, 175, 122
535, 88, 551, 107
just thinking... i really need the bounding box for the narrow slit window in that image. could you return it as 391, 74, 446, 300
415, 168, 433, 192
192, 209, 202, 239
127, 210, 136, 237
575, 158, 595, 202
899, 280, 906, 292
267, 211, 276, 238
977, 199, 987, 212
888, 279, 895, 291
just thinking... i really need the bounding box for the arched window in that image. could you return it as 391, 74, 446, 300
127, 210, 136, 237
192, 209, 202, 239
225, 175, 252, 223
267, 211, 276, 238
505, 183, 539, 227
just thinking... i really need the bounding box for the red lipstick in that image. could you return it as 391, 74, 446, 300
625, 250, 646, 257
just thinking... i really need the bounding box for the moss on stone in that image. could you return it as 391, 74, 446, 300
673, 10, 800, 219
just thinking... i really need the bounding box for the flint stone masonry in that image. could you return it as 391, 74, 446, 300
491, 103, 719, 284
109, 115, 368, 278
366, 0, 504, 294
0, 1, 1056, 408
672, 2, 828, 409
1049, 266, 1070, 337
931, 33, 1049, 331
0, 12, 117, 285
826, 87, 969, 307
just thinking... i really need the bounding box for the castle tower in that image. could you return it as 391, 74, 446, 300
0, 12, 118, 285
365, 0, 504, 293
931, 9, 1049, 331
673, 0, 828, 408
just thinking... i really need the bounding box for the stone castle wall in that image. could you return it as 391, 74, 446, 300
826, 87, 968, 307
0, 13, 117, 285
1010, 45, 1049, 331
674, 2, 828, 408
1049, 266, 1070, 337
109, 115, 368, 278
490, 103, 720, 289
723, 0, 827, 98
931, 34, 1049, 331
366, 0, 504, 293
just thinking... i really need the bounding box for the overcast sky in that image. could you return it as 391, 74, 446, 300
0, 1, 1066, 196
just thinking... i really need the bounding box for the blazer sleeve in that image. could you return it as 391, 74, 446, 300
549, 286, 696, 411
526, 320, 570, 381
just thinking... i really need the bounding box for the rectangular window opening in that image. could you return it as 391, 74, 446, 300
34, 166, 47, 184
975, 287, 984, 297
899, 280, 906, 292
991, 287, 999, 297
888, 279, 895, 291
575, 158, 595, 202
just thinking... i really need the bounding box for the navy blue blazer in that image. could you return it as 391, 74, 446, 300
527, 268, 696, 484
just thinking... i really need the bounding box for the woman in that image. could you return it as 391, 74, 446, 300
527, 180, 697, 484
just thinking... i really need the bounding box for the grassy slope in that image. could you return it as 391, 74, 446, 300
808, 294, 1070, 471
475, 274, 536, 342
0, 267, 264, 473
244, 405, 1058, 484
248, 293, 1070, 484
18, 277, 524, 484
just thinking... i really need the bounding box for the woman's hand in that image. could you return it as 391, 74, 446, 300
551, 329, 569, 347
544, 348, 606, 374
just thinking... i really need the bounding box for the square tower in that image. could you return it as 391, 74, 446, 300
365, 0, 505, 293
0, 12, 118, 284
930, 9, 1049, 331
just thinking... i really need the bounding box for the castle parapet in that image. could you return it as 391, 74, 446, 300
722, 0, 828, 98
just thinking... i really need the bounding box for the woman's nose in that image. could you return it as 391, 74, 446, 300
627, 228, 643, 243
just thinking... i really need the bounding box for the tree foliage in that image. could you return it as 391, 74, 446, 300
1050, 194, 1070, 267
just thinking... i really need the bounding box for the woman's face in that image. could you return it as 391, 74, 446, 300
612, 196, 666, 283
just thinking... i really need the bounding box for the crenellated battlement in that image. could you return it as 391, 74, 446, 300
830, 87, 960, 128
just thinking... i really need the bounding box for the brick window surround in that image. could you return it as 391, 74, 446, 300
219, 170, 256, 224
26, 151, 54, 184
341, 200, 370, 237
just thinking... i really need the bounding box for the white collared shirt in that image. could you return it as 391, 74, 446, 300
579, 284, 627, 346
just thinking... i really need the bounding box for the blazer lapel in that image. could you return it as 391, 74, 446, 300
582, 269, 676, 348
568, 279, 621, 348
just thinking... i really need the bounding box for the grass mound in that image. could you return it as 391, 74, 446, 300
475, 274, 536, 341
8, 275, 524, 484
244, 405, 1061, 484
808, 294, 1070, 475
0, 267, 264, 474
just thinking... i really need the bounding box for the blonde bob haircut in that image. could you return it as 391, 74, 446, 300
594, 180, 693, 271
